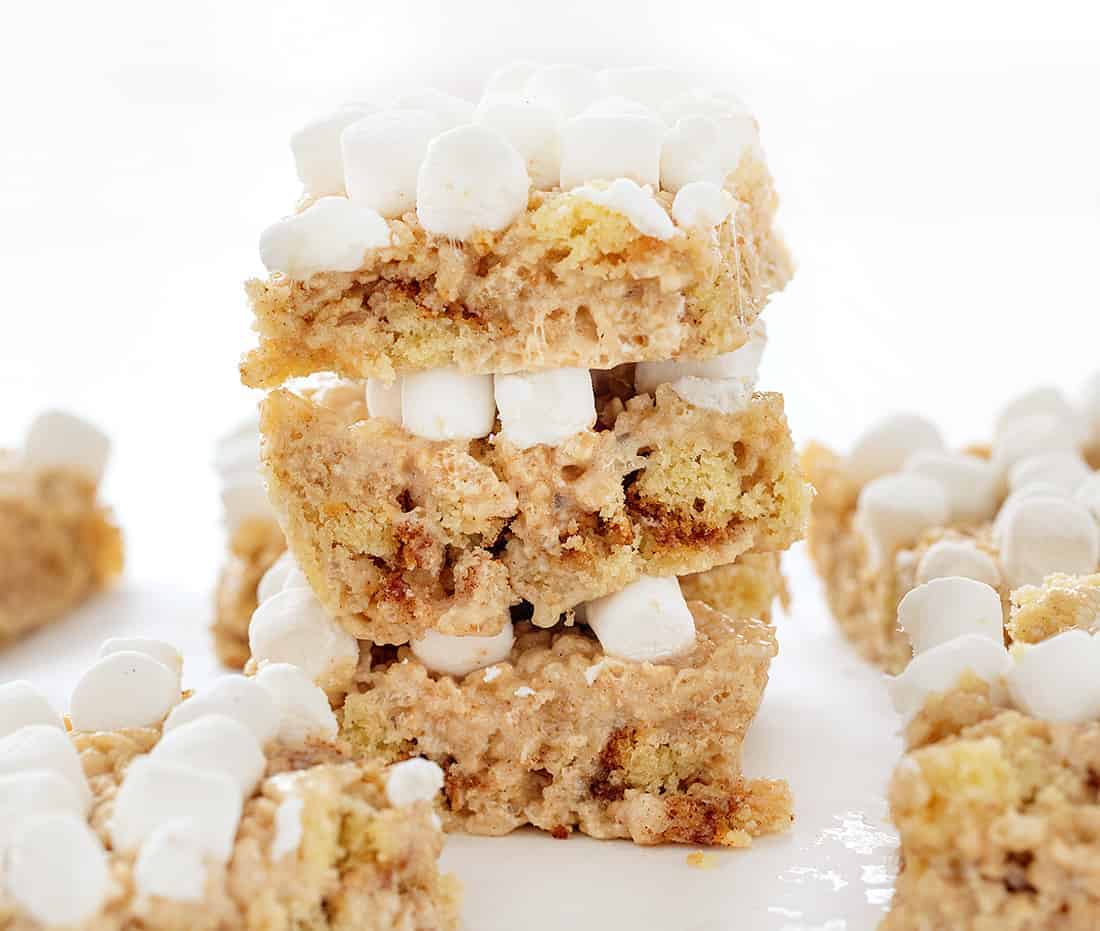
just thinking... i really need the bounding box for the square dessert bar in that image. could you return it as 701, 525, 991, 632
0, 645, 459, 930
261, 378, 807, 644
883, 573, 1100, 930
0, 413, 122, 647
806, 383, 1100, 672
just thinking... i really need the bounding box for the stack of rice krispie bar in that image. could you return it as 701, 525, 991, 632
237, 63, 811, 847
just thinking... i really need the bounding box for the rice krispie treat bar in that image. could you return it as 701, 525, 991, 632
0, 641, 459, 930
806, 381, 1100, 672
881, 572, 1100, 929
1, 413, 123, 646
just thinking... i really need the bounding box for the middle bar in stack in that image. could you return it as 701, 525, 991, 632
243, 64, 810, 847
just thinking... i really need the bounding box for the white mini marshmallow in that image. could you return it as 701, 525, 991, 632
572, 179, 676, 240
23, 411, 110, 484
416, 124, 531, 238
110, 757, 242, 863
152, 714, 265, 800
671, 180, 735, 229
133, 819, 209, 903
999, 497, 1100, 590
257, 550, 302, 605
888, 634, 1012, 721
366, 377, 404, 424
585, 575, 697, 663
523, 64, 601, 118
1076, 473, 1100, 524
7, 813, 109, 926
259, 196, 391, 278
635, 319, 766, 395
845, 414, 945, 486
992, 413, 1080, 479
163, 674, 279, 745
249, 588, 360, 691
0, 680, 63, 738
916, 540, 1002, 589
993, 386, 1080, 441
598, 67, 696, 111
1008, 451, 1091, 495
342, 109, 442, 218
401, 368, 497, 441
559, 112, 663, 189
290, 104, 373, 196
665, 376, 752, 414
1006, 630, 1100, 723
494, 368, 595, 448
267, 795, 304, 862
0, 725, 91, 811
395, 89, 474, 128
253, 663, 338, 745
991, 483, 1067, 547
661, 116, 730, 191
903, 450, 998, 524
485, 60, 539, 96
659, 89, 758, 170
411, 624, 516, 678
854, 474, 949, 569
69, 651, 181, 732
897, 578, 1004, 655
98, 638, 183, 680
474, 95, 561, 189
220, 474, 272, 532
214, 415, 260, 474
582, 96, 659, 118
0, 770, 84, 854
385, 758, 445, 807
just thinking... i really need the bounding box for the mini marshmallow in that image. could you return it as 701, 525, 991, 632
897, 578, 1004, 655
0, 725, 91, 811
401, 368, 497, 441
572, 179, 676, 240
661, 116, 729, 191
290, 104, 373, 196
23, 411, 110, 484
385, 758, 445, 807
659, 89, 758, 170
598, 67, 696, 111
259, 196, 391, 278
581, 96, 659, 118
474, 95, 561, 189
69, 651, 181, 732
993, 386, 1080, 441
366, 377, 403, 424
671, 180, 735, 229
635, 320, 765, 395
991, 483, 1067, 547
916, 540, 1002, 589
249, 588, 360, 691
888, 634, 1012, 721
992, 413, 1080, 479
0, 770, 84, 853
665, 376, 752, 414
395, 89, 474, 128
1076, 473, 1100, 524
0, 680, 63, 738
484, 60, 539, 96
152, 714, 265, 799
342, 109, 442, 218
98, 638, 183, 680
999, 497, 1100, 590
586, 575, 697, 663
163, 674, 279, 745
854, 474, 949, 569
213, 416, 260, 475
257, 550, 302, 605
903, 450, 998, 525
133, 819, 209, 903
410, 624, 515, 677
220, 474, 272, 532
845, 414, 944, 486
270, 795, 304, 861
1006, 630, 1100, 723
7, 813, 109, 926
110, 757, 242, 862
416, 124, 531, 238
523, 63, 601, 118
494, 368, 595, 448
559, 112, 663, 189
253, 663, 338, 745
1008, 451, 1091, 495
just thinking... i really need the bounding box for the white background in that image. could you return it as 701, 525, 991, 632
1, 2, 1098, 928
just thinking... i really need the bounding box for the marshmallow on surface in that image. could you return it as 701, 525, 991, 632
599, 67, 697, 110
152, 714, 265, 800
523, 64, 601, 118
69, 650, 181, 732
854, 473, 949, 569
998, 497, 1100, 590
671, 181, 735, 229
994, 386, 1080, 441
366, 377, 403, 424
992, 413, 1080, 479
342, 109, 441, 218
559, 111, 663, 189
585, 575, 697, 663
416, 124, 530, 238
635, 320, 765, 395
133, 819, 210, 904
395, 89, 474, 128
254, 663, 338, 745
494, 368, 595, 448
99, 637, 183, 680
401, 369, 497, 441
385, 758, 445, 807
0, 724, 91, 811
484, 61, 539, 96
474, 95, 561, 190
845, 414, 944, 486
1006, 629, 1100, 724
0, 770, 84, 853
897, 578, 1004, 654
23, 411, 110, 484
916, 539, 1002, 589
664, 376, 752, 415
259, 196, 391, 279
163, 674, 279, 745
0, 680, 63, 738
290, 104, 372, 196
661, 116, 730, 191
411, 623, 516, 677
257, 550, 304, 605
1008, 451, 1091, 495
888, 634, 1012, 721
572, 178, 676, 240
659, 89, 758, 170
903, 450, 998, 525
